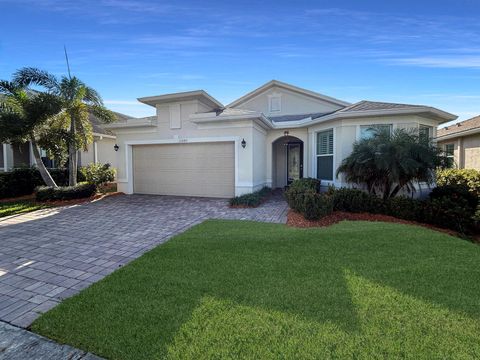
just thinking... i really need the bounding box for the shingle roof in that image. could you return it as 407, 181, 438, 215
268, 112, 333, 122
437, 115, 480, 138
338, 100, 424, 113
217, 108, 258, 116
89, 111, 134, 136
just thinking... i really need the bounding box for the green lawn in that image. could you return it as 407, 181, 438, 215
32, 220, 480, 360
0, 200, 49, 218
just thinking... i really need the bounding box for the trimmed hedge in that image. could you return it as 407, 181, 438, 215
229, 187, 272, 207
36, 183, 97, 202
285, 179, 479, 234
0, 168, 86, 199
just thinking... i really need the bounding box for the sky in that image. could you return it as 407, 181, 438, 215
1, 0, 479, 125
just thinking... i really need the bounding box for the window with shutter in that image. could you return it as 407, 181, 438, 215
316, 129, 334, 181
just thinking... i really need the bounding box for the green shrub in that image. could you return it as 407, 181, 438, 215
79, 163, 116, 186
384, 196, 425, 222
36, 183, 97, 202
436, 168, 480, 196
0, 167, 85, 199
229, 187, 271, 207
330, 188, 384, 213
289, 178, 320, 192
302, 190, 334, 220
425, 184, 478, 233
284, 178, 320, 212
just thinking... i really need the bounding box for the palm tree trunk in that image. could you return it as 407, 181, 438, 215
68, 113, 77, 186
30, 136, 58, 188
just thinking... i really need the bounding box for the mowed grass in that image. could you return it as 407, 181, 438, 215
31, 220, 480, 359
0, 200, 48, 218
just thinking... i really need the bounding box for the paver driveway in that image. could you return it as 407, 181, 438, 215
0, 194, 288, 328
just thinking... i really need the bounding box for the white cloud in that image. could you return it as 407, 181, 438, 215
390, 56, 480, 69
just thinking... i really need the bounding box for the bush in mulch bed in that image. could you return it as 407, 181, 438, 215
229, 187, 272, 207
0, 167, 87, 199
36, 183, 97, 202
285, 178, 479, 235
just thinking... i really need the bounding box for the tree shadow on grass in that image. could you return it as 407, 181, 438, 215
32, 219, 480, 360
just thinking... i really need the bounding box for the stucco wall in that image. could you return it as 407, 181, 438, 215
113, 99, 259, 195
307, 114, 440, 187
235, 86, 343, 116
463, 134, 480, 169
438, 133, 480, 170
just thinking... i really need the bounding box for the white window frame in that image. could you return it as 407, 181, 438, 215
359, 124, 393, 140
419, 124, 433, 142
315, 128, 335, 183
444, 143, 455, 167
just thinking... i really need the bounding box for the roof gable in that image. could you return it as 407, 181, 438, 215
227, 80, 350, 109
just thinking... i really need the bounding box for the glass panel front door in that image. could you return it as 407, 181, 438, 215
287, 143, 302, 184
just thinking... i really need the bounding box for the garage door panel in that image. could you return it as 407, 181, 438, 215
133, 142, 235, 198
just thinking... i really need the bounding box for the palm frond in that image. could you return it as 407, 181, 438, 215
13, 67, 59, 93
89, 105, 116, 123
83, 86, 103, 105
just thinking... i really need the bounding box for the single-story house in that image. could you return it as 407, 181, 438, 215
0, 112, 127, 172
105, 80, 457, 198
436, 115, 480, 170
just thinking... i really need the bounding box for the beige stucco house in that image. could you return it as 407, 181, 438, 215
105, 80, 457, 198
436, 116, 480, 170
0, 112, 125, 172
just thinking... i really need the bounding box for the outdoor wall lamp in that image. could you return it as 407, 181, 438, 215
241, 138, 246, 148
114, 144, 119, 152
284, 130, 289, 137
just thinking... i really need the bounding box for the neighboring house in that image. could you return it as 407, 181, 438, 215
0, 111, 128, 172
105, 80, 457, 198
436, 116, 480, 170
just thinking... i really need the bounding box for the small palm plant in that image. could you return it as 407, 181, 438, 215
13, 68, 116, 186
0, 80, 62, 187
337, 128, 447, 199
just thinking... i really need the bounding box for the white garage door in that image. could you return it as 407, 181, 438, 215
133, 142, 235, 198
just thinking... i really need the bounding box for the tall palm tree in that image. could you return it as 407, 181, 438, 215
13, 67, 116, 186
0, 80, 62, 187
337, 128, 447, 199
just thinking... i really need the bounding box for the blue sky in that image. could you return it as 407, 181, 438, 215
1, 0, 479, 123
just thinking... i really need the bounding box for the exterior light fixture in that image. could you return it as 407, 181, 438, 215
114, 144, 119, 152
284, 130, 289, 137
241, 138, 246, 148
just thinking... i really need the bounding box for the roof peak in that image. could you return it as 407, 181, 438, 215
227, 80, 351, 108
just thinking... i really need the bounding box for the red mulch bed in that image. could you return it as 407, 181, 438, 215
43, 192, 124, 206
0, 194, 36, 203
287, 209, 462, 238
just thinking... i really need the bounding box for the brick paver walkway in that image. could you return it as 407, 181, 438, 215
0, 193, 288, 328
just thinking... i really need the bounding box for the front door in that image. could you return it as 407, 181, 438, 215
287, 143, 303, 185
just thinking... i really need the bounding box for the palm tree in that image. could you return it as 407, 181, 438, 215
337, 128, 447, 199
0, 80, 62, 187
13, 67, 116, 186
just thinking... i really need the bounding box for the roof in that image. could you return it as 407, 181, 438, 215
216, 108, 259, 116
268, 112, 333, 122
89, 111, 132, 136
437, 115, 480, 139
330, 100, 457, 123
227, 80, 351, 108
338, 100, 424, 113
138, 90, 223, 109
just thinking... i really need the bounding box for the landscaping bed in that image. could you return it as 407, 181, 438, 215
287, 209, 461, 237
31, 220, 480, 359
